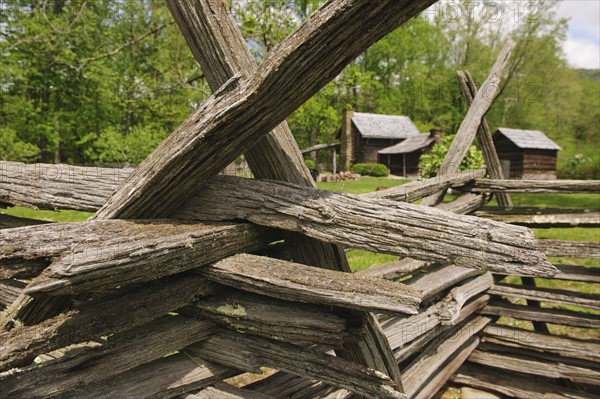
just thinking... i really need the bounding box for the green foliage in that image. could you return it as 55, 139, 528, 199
350, 163, 389, 177
346, 250, 397, 273
304, 159, 316, 171
84, 125, 167, 167
0, 1, 206, 164
0, 127, 40, 162
560, 154, 600, 180
0, 0, 598, 181
419, 135, 485, 178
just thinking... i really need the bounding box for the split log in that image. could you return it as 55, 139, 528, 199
483, 323, 600, 363
189, 331, 405, 399
554, 264, 600, 283
463, 178, 600, 194
421, 40, 515, 206
93, 0, 436, 219
453, 363, 594, 399
0, 161, 130, 212
489, 283, 600, 310
0, 279, 25, 308
0, 273, 216, 371
185, 382, 274, 399
200, 254, 421, 316
392, 295, 490, 363
538, 239, 600, 259
437, 273, 494, 324
468, 347, 600, 386
179, 175, 557, 277
358, 258, 427, 280
1, 294, 71, 328
0, 258, 50, 280
436, 193, 488, 214
481, 300, 600, 329
195, 289, 363, 348
108, 0, 430, 383
383, 302, 442, 352
406, 264, 482, 302
401, 316, 491, 398
62, 352, 236, 399
411, 337, 480, 399
474, 208, 600, 228
245, 371, 345, 399
3, 221, 275, 296
0, 315, 215, 398
383, 272, 491, 351
456, 70, 512, 208
363, 169, 486, 202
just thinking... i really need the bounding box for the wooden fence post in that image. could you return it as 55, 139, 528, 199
456, 70, 513, 208
421, 40, 515, 206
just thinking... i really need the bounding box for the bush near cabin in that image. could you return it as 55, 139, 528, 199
351, 163, 389, 177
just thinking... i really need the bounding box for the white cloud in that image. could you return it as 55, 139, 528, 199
557, 0, 599, 41
557, 0, 599, 69
564, 37, 600, 69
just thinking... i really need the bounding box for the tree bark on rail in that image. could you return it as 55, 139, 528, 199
2, 221, 276, 296
463, 178, 600, 193
177, 176, 557, 277
0, 316, 216, 398
189, 331, 406, 399
200, 254, 421, 316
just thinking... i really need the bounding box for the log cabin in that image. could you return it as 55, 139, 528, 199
378, 130, 442, 176
493, 128, 561, 180
340, 110, 420, 171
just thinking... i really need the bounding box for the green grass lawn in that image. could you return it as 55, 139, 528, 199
1, 205, 91, 222
316, 176, 408, 194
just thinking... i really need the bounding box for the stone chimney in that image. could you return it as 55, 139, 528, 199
340, 109, 354, 171
429, 128, 443, 143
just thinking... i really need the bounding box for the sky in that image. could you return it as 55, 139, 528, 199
558, 0, 600, 69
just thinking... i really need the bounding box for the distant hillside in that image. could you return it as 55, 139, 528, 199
576, 69, 600, 82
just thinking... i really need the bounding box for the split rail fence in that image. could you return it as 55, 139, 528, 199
0, 1, 598, 398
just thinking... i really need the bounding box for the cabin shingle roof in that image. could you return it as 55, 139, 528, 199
352, 112, 420, 139
378, 134, 435, 154
495, 128, 561, 151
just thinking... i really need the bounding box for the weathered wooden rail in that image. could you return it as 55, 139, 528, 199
0, 1, 598, 398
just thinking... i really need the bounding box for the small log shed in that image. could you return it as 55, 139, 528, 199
340, 110, 420, 170
378, 130, 442, 176
493, 127, 561, 180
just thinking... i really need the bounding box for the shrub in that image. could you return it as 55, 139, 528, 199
559, 154, 600, 179
419, 135, 485, 178
304, 159, 316, 170
351, 163, 389, 177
